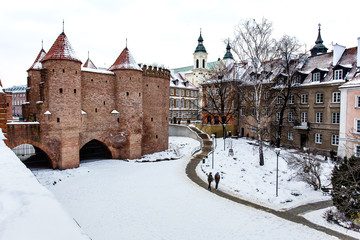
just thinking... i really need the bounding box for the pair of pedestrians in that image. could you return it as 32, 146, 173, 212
207, 172, 220, 191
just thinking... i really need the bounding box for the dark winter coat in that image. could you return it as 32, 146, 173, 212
215, 173, 220, 183
208, 173, 213, 183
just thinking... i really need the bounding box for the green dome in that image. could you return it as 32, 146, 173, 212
194, 32, 207, 53
223, 42, 234, 60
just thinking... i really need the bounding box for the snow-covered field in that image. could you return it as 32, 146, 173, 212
0, 130, 89, 240
197, 137, 334, 211
31, 137, 338, 240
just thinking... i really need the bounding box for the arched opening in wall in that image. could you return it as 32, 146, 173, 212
202, 59, 205, 68
80, 140, 112, 161
196, 59, 199, 68
12, 144, 52, 168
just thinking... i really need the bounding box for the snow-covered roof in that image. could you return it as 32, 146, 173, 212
81, 67, 114, 75
28, 49, 46, 71
81, 110, 87, 115
111, 110, 119, 114
108, 48, 142, 71
44, 111, 51, 115
83, 58, 97, 69
170, 71, 198, 90
41, 32, 81, 63
5, 85, 27, 93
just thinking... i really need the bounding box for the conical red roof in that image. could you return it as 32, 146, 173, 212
83, 58, 97, 69
28, 48, 46, 71
41, 32, 81, 63
108, 47, 142, 71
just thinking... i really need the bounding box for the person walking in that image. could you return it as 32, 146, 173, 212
207, 172, 214, 191
214, 172, 220, 190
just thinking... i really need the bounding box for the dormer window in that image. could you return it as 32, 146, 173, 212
334, 69, 343, 80
172, 79, 179, 85
313, 72, 320, 82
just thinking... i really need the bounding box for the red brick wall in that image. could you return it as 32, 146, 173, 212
0, 92, 7, 141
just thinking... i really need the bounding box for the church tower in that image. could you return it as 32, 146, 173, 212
193, 30, 208, 69
310, 24, 328, 56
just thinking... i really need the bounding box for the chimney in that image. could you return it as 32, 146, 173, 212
333, 43, 346, 66
357, 37, 360, 68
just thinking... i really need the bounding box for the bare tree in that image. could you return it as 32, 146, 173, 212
201, 61, 238, 149
231, 18, 277, 166
271, 36, 306, 148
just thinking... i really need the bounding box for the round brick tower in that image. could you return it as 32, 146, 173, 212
40, 31, 82, 169
108, 47, 144, 159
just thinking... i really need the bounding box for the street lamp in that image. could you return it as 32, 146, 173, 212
274, 148, 281, 197
212, 133, 215, 169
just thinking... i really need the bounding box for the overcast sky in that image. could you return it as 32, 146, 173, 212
0, 0, 359, 88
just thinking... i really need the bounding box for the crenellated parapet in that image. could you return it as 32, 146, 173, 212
141, 64, 170, 79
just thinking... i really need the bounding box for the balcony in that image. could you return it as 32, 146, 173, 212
293, 122, 309, 130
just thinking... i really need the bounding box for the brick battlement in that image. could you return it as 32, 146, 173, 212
141, 64, 170, 79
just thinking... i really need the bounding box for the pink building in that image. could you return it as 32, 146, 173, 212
5, 85, 26, 118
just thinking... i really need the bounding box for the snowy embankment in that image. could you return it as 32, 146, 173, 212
197, 137, 334, 211
31, 137, 337, 240
0, 130, 89, 240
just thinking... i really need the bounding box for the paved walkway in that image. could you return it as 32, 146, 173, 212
186, 126, 356, 240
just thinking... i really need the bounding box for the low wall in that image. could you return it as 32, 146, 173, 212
195, 124, 234, 138
169, 124, 206, 156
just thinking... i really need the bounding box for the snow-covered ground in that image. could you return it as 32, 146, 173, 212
197, 137, 334, 211
31, 137, 338, 240
0, 130, 89, 240
302, 207, 360, 239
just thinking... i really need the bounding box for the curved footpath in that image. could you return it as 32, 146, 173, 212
186, 126, 356, 240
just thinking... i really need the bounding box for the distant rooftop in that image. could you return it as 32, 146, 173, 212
172, 61, 218, 73
5, 85, 27, 92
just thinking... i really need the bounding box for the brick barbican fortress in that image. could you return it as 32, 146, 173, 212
6, 30, 170, 169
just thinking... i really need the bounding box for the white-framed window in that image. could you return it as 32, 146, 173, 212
170, 99, 174, 108
356, 96, 360, 108
288, 111, 294, 122
313, 72, 320, 82
240, 107, 246, 116
181, 90, 184, 96
264, 91, 269, 100
316, 93, 324, 103
186, 90, 189, 96
301, 112, 308, 122
194, 100, 198, 107
170, 89, 174, 95
332, 112, 340, 124
355, 145, 360, 157
250, 126, 256, 133
277, 96, 282, 104
288, 95, 294, 104
176, 89, 179, 96
334, 69, 343, 80
355, 119, 360, 133
276, 112, 280, 121
263, 107, 269, 117
176, 99, 180, 108
215, 88, 219, 95
315, 133, 322, 144
288, 132, 294, 140
332, 92, 341, 103
252, 92, 256, 101
331, 135, 339, 146
301, 94, 308, 104
191, 91, 194, 97
316, 112, 323, 123
195, 91, 198, 97
251, 107, 256, 116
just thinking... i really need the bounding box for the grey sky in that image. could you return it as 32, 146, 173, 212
1, 0, 359, 87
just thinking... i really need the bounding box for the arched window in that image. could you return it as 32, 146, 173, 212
202, 59, 205, 68
196, 59, 199, 68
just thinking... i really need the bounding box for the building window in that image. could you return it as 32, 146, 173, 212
355, 145, 360, 157
276, 112, 280, 121
332, 92, 341, 103
332, 112, 340, 124
288, 95, 294, 104
117, 118, 120, 123
251, 107, 256, 116
186, 90, 189, 96
181, 99, 184, 108
301, 94, 308, 104
301, 112, 307, 122
95, 108, 98, 113
175, 89, 179, 96
315, 112, 323, 123
57, 118, 60, 123
151, 117, 153, 121
170, 89, 174, 95
176, 99, 180, 108
313, 72, 320, 82
315, 93, 324, 103
250, 126, 256, 133
252, 92, 256, 101
355, 119, 360, 133
181, 90, 184, 96
74, 89, 76, 94
170, 99, 174, 108
240, 107, 246, 116
334, 69, 343, 80
288, 112, 294, 122
315, 133, 322, 144
331, 135, 339, 146
356, 96, 360, 108
288, 132, 294, 140
126, 92, 129, 96
263, 107, 269, 117
263, 91, 269, 100
277, 96, 282, 104
59, 88, 63, 94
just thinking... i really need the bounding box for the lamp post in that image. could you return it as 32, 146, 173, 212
274, 148, 281, 197
212, 133, 215, 169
